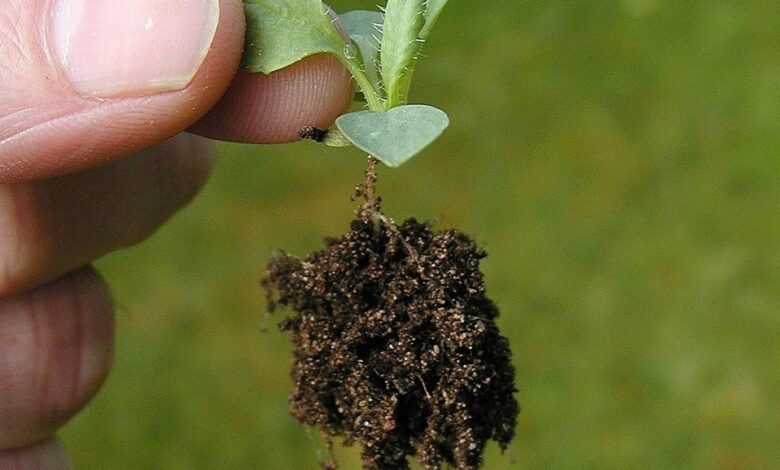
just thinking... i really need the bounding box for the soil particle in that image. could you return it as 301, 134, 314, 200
299, 126, 329, 142
263, 211, 519, 470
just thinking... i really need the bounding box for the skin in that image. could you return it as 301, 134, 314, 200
0, 0, 354, 467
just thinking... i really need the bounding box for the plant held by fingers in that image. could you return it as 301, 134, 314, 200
243, 0, 450, 167
245, 1, 520, 469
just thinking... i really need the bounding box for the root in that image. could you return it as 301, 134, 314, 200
320, 435, 338, 470
378, 213, 419, 261
353, 155, 418, 261
353, 155, 380, 214
264, 214, 519, 470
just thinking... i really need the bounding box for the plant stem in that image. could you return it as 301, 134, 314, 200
340, 51, 417, 259
356, 155, 420, 261
339, 58, 386, 111
386, 55, 418, 108
362, 155, 379, 212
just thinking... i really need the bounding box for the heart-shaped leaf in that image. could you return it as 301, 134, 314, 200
339, 10, 384, 89
243, 0, 346, 74
336, 105, 450, 167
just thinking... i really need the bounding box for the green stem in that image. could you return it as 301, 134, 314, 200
388, 58, 418, 108
338, 57, 386, 112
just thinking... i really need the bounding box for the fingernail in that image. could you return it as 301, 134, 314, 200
50, 0, 219, 98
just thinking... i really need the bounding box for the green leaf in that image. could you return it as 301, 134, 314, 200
335, 105, 449, 167
381, 0, 426, 108
243, 0, 346, 74
322, 128, 353, 147
339, 10, 384, 90
420, 0, 449, 39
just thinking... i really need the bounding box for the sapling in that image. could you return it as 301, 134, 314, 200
243, 0, 450, 168
246, 1, 520, 469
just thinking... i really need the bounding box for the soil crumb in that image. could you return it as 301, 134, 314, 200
263, 213, 519, 470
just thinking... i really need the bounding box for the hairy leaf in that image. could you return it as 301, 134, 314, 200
243, 0, 346, 74
381, 0, 426, 107
339, 10, 384, 90
336, 105, 449, 167
420, 0, 449, 39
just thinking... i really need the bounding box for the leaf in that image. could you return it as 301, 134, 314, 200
420, 0, 449, 39
339, 10, 384, 90
336, 105, 449, 167
381, 0, 426, 107
243, 0, 346, 74
322, 128, 353, 148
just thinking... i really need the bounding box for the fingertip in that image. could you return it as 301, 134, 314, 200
190, 53, 354, 144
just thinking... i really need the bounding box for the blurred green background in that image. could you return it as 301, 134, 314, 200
62, 0, 780, 468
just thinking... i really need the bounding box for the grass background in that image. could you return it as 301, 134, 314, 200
62, 1, 780, 468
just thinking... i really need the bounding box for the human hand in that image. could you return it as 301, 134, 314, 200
0, 0, 353, 467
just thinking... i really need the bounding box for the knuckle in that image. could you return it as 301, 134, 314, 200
117, 136, 213, 248
0, 439, 70, 468
0, 268, 114, 449
161, 135, 214, 199
0, 185, 42, 297
115, 215, 159, 249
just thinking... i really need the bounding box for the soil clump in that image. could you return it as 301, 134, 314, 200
264, 201, 519, 469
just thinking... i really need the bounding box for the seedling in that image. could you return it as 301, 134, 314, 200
245, 1, 519, 469
243, 0, 450, 167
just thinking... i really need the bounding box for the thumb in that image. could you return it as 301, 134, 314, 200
0, 0, 245, 182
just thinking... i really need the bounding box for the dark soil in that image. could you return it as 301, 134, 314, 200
263, 203, 519, 469
298, 126, 329, 143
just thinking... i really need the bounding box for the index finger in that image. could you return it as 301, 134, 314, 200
189, 53, 354, 144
